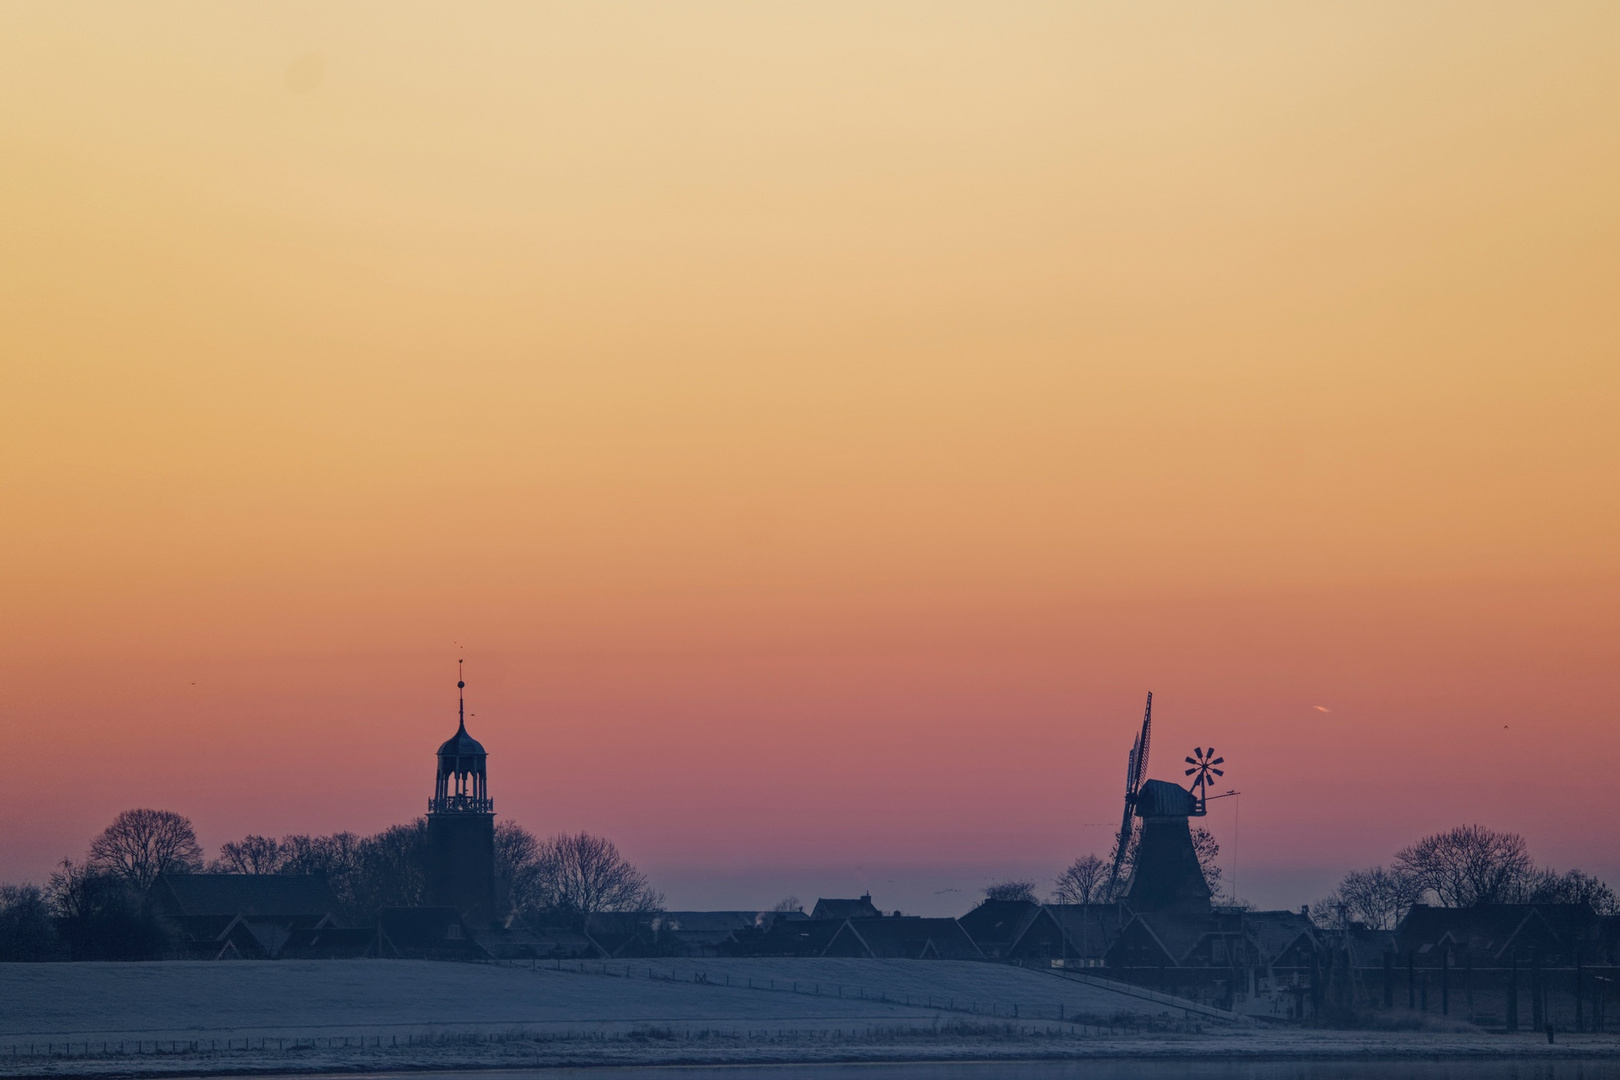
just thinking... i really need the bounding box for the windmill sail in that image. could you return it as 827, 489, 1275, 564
1106, 692, 1152, 897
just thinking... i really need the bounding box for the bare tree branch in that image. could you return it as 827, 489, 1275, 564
87, 809, 203, 890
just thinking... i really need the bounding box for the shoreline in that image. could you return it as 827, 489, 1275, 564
6, 1030, 1620, 1079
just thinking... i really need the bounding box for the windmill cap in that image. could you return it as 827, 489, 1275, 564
1135, 778, 1197, 817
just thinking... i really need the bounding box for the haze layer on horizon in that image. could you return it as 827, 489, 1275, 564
2, 2, 1616, 912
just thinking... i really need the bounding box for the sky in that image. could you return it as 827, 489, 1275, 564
1, 2, 1617, 916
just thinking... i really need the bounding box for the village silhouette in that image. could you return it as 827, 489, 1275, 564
4, 673, 1615, 1034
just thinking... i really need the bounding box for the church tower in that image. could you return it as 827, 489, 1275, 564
426, 664, 495, 925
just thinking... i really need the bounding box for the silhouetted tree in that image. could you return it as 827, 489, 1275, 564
1052, 854, 1109, 906
348, 820, 428, 913
771, 896, 804, 913
494, 820, 541, 916
88, 809, 203, 890
45, 860, 170, 960
1318, 828, 1616, 926
521, 832, 661, 916
0, 884, 63, 961
209, 834, 283, 874
1394, 825, 1534, 908
1191, 826, 1223, 897
1527, 868, 1620, 914
984, 880, 1038, 903
1314, 866, 1421, 929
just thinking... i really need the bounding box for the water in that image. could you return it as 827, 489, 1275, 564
360, 1065, 1620, 1080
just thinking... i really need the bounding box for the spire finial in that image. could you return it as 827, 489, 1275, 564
457, 658, 466, 732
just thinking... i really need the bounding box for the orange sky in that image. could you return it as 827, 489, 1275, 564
2, 3, 1617, 913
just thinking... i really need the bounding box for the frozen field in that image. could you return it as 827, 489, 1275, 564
0, 958, 1199, 1044
3, 960, 1615, 1076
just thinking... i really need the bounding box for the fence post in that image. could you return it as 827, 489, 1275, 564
1507, 953, 1519, 1032
1576, 955, 1584, 1033
1531, 950, 1544, 1030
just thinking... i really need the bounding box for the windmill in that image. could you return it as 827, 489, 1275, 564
1184, 746, 1224, 814
1105, 692, 1153, 899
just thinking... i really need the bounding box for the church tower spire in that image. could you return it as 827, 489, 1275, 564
426, 659, 496, 925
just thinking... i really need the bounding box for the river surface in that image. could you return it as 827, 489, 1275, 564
345, 1064, 1620, 1080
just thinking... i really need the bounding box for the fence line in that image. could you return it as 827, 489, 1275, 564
2, 1017, 1186, 1062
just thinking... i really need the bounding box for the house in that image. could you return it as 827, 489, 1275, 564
957, 899, 1043, 959
811, 894, 882, 921
1106, 908, 1319, 1015
1029, 904, 1127, 967
148, 873, 355, 960
1395, 904, 1604, 966
376, 907, 489, 960
729, 916, 848, 957
825, 917, 983, 960
727, 914, 981, 959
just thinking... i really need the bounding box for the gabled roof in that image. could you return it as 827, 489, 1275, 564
738, 917, 846, 956
811, 896, 881, 921
1395, 903, 1598, 961
1111, 909, 1318, 968
376, 907, 488, 958
653, 911, 771, 935
150, 873, 344, 920
1330, 924, 1398, 968
1242, 910, 1319, 965
957, 899, 1043, 956
1039, 904, 1128, 959
835, 917, 984, 960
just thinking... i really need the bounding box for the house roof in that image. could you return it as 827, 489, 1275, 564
839, 917, 984, 960
1241, 910, 1318, 964
377, 907, 487, 957
744, 917, 847, 956
1041, 904, 1127, 959
1395, 903, 1599, 960
1116, 909, 1317, 968
957, 899, 1043, 954
151, 873, 343, 919
811, 896, 881, 921
1332, 924, 1398, 968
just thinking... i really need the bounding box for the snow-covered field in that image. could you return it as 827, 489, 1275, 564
1, 959, 1615, 1077
0, 958, 1183, 1044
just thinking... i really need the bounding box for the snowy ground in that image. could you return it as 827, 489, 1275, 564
1, 960, 1615, 1077
0, 958, 1211, 1045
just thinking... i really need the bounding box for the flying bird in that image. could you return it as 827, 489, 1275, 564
1312, 705, 1331, 714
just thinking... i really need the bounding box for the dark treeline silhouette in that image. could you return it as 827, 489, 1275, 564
0, 809, 659, 961
1315, 823, 1619, 929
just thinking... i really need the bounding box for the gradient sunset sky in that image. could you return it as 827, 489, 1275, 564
2, 3, 1617, 914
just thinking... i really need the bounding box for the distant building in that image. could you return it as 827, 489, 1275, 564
826, 916, 984, 960
811, 894, 882, 921
425, 673, 496, 926
376, 907, 488, 960
1106, 907, 1319, 1016
148, 872, 373, 960
1395, 903, 1611, 967
957, 899, 1123, 966
1124, 779, 1212, 913
727, 913, 981, 959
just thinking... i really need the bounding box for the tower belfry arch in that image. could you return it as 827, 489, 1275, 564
425, 661, 496, 925
432, 666, 492, 813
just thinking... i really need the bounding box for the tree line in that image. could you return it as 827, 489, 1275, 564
0, 808, 660, 961
1316, 824, 1618, 929
988, 826, 1227, 907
